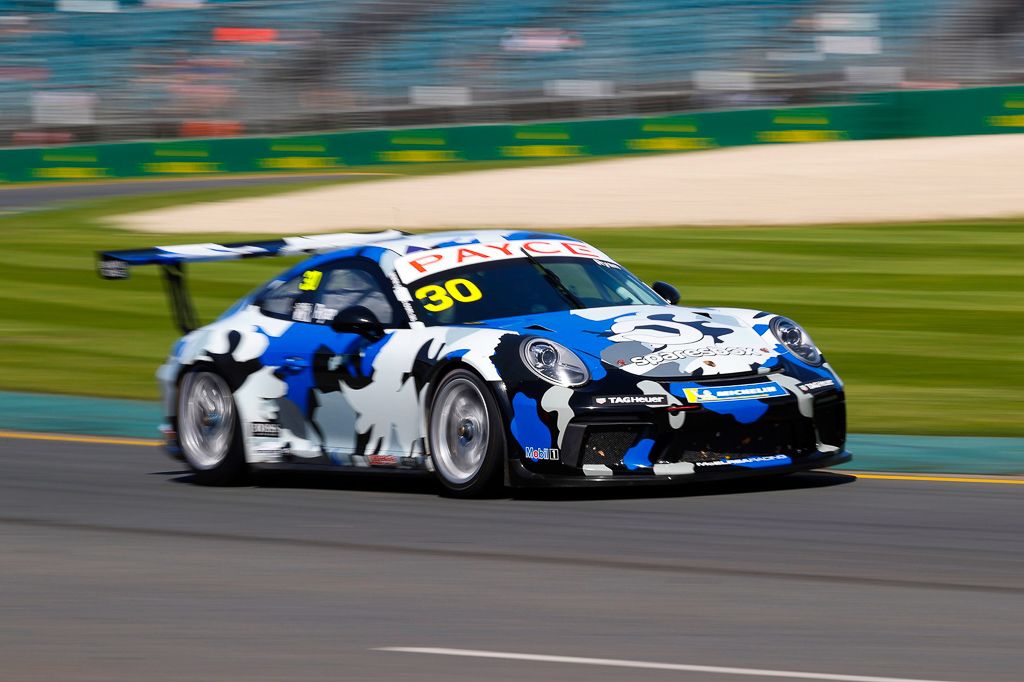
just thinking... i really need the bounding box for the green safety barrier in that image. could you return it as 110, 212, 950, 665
860, 85, 1024, 138
2, 85, 1023, 184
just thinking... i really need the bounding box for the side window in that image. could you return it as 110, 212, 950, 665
319, 264, 396, 325
258, 258, 400, 326
259, 276, 305, 318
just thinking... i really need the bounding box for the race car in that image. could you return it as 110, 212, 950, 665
98, 229, 850, 496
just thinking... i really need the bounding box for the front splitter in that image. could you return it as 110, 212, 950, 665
508, 450, 853, 487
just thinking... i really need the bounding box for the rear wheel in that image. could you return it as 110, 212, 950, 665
427, 370, 505, 497
177, 370, 247, 485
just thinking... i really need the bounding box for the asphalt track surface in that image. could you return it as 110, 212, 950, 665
0, 173, 362, 212
1, 436, 1021, 682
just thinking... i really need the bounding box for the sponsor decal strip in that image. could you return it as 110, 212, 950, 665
630, 347, 768, 367
250, 422, 280, 438
593, 395, 667, 407
694, 454, 790, 468
524, 446, 560, 462
798, 379, 836, 393
683, 382, 787, 403
394, 239, 612, 283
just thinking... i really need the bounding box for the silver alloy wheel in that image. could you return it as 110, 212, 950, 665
430, 377, 490, 485
178, 371, 236, 470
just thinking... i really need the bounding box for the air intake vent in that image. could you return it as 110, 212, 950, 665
581, 426, 646, 467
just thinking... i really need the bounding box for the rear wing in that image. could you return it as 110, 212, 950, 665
97, 230, 406, 333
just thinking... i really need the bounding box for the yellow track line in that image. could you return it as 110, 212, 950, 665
0, 430, 1020, 484
0, 430, 160, 447
853, 473, 1024, 485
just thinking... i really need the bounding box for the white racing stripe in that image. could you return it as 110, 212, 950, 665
376, 647, 962, 682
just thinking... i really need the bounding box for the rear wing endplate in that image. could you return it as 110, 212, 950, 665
97, 230, 406, 334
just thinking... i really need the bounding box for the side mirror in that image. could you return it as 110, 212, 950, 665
651, 281, 680, 305
330, 305, 385, 340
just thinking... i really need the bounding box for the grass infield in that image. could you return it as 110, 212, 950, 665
0, 179, 1020, 437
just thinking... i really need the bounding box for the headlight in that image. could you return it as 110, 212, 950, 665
770, 316, 823, 366
520, 338, 590, 387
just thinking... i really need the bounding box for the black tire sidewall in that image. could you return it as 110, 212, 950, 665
427, 369, 505, 497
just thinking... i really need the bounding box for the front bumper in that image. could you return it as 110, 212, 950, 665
508, 382, 849, 486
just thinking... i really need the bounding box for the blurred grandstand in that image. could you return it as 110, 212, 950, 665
0, 0, 1020, 145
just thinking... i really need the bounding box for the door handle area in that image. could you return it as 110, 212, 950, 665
282, 356, 309, 373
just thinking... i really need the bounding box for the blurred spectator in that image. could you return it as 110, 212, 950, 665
0, 0, 1019, 143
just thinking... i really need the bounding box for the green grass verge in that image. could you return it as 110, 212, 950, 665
0, 180, 1021, 437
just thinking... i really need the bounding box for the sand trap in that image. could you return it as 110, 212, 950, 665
116, 134, 1024, 233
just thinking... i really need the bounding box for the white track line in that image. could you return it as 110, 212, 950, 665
377, 647, 962, 682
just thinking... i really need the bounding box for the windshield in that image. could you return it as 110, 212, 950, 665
407, 256, 666, 325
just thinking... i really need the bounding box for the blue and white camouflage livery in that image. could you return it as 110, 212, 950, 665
100, 229, 850, 493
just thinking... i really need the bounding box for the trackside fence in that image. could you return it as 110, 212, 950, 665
2, 86, 1023, 184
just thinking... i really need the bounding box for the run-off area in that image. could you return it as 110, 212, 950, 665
1, 436, 1021, 682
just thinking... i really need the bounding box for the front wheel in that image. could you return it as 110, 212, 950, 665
427, 370, 505, 497
177, 370, 247, 485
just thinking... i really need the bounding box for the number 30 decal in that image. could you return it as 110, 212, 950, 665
414, 278, 483, 312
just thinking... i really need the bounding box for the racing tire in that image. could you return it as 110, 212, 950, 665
427, 369, 505, 497
177, 369, 248, 486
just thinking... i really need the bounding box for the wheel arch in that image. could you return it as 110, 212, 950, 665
175, 366, 249, 483
174, 360, 261, 466
422, 359, 514, 487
